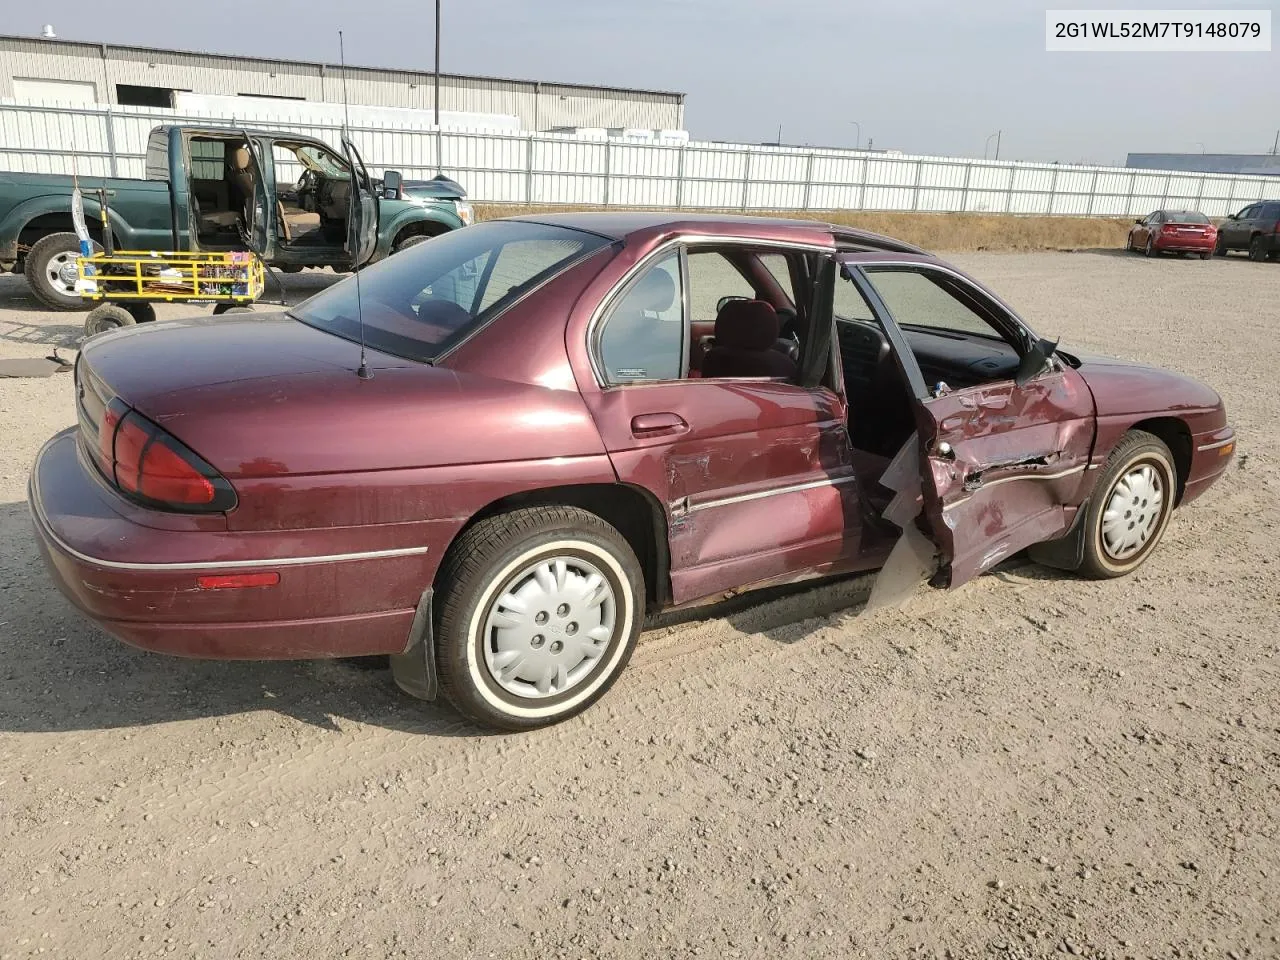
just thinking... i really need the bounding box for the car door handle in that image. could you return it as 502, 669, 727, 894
631, 412, 689, 438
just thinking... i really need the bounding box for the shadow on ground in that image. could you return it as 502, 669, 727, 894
0, 491, 1063, 736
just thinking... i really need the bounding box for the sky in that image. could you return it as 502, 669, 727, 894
9, 0, 1279, 164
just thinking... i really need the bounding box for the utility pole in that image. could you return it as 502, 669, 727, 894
1272, 129, 1279, 155
434, 0, 441, 129
849, 120, 861, 150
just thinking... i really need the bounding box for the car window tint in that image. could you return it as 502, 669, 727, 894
864, 268, 998, 338
598, 253, 685, 383
478, 238, 587, 312
686, 251, 754, 321
758, 253, 796, 303
834, 273, 877, 321
293, 220, 610, 363
1264, 203, 1280, 219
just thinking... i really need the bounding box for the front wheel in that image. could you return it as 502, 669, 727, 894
1144, 236, 1158, 258
1214, 234, 1228, 257
431, 506, 644, 730
1077, 430, 1177, 579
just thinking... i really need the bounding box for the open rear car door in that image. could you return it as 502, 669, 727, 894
241, 132, 276, 260
838, 256, 1095, 590
341, 137, 379, 268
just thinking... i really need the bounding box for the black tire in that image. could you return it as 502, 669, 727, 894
1214, 234, 1227, 257
278, 264, 304, 274
392, 233, 435, 255
1248, 236, 1268, 262
211, 303, 255, 316
431, 505, 644, 730
25, 232, 98, 311
1077, 430, 1177, 580
84, 303, 136, 337
1199, 252, 1212, 260
1144, 236, 1158, 258
123, 301, 156, 324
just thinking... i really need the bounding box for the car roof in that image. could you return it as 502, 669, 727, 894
505, 211, 928, 255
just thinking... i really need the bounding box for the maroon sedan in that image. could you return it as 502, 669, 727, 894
1126, 210, 1218, 258
30, 213, 1235, 729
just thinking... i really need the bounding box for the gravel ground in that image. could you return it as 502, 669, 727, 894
1, 252, 1277, 960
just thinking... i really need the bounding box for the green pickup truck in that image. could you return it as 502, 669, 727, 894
0, 124, 473, 310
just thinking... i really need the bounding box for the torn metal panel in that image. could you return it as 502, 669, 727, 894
862, 432, 939, 613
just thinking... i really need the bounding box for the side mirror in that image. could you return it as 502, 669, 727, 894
1226, 213, 1237, 220
1015, 336, 1059, 387
715, 294, 750, 314
1134, 218, 1144, 224
381, 169, 403, 199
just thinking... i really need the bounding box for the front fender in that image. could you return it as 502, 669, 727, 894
374, 203, 463, 259
0, 193, 137, 250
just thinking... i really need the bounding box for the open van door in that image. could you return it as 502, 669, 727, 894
840, 256, 1095, 589
341, 137, 379, 268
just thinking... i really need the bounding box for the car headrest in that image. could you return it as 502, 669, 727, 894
715, 299, 779, 351
229, 147, 252, 172
629, 266, 676, 314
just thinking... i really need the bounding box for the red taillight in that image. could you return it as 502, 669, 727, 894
1161, 224, 1177, 233
97, 406, 234, 513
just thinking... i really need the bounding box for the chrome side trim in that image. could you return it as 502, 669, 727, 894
941, 464, 1086, 512
1196, 435, 1235, 451
680, 474, 859, 516
29, 439, 430, 573
585, 233, 837, 387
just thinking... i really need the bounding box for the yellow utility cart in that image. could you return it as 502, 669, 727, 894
78, 250, 266, 337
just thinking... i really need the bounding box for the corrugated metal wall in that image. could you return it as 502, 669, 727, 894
3, 100, 1279, 217
0, 36, 684, 130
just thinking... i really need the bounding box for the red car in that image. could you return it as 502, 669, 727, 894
30, 213, 1236, 729
1126, 210, 1218, 258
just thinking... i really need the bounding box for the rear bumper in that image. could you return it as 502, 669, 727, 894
29, 429, 431, 659
1153, 235, 1215, 252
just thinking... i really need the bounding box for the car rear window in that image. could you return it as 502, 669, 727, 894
292, 220, 612, 362
1165, 211, 1210, 224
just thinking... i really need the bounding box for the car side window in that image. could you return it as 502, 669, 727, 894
686, 251, 755, 322
597, 252, 685, 383
863, 267, 1006, 341
1149, 212, 1163, 224
1264, 203, 1280, 219
1239, 205, 1260, 219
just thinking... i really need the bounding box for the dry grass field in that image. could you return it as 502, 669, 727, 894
476, 204, 1134, 252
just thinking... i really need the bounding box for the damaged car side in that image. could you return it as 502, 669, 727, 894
28, 213, 1235, 730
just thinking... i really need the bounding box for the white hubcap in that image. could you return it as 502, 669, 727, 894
482, 556, 616, 699
1101, 463, 1164, 560
48, 252, 79, 293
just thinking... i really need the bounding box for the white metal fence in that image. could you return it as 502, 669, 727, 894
4, 99, 1279, 218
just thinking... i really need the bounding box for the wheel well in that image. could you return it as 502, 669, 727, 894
393, 220, 449, 249
1132, 417, 1192, 504
441, 484, 670, 611
18, 214, 117, 250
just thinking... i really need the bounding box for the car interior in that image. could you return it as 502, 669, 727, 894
271, 141, 352, 248
605, 245, 1023, 467
187, 134, 352, 251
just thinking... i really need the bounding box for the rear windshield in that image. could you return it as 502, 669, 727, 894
1165, 211, 1210, 223
292, 221, 611, 362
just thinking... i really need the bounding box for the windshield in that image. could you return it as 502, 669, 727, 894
1165, 211, 1210, 224
292, 220, 611, 362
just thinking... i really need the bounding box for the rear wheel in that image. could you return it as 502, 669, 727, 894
1144, 236, 1158, 258
1248, 236, 1268, 262
1199, 251, 1212, 260
84, 303, 136, 337
1077, 430, 1177, 579
25, 232, 99, 311
431, 506, 644, 730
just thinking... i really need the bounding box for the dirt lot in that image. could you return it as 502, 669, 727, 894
1, 251, 1277, 960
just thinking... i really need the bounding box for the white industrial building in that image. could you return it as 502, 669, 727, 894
0, 31, 685, 132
